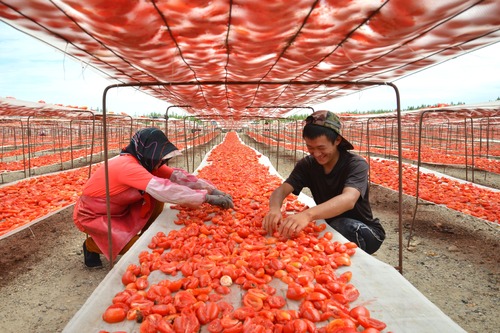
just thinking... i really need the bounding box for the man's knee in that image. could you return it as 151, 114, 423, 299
328, 218, 383, 254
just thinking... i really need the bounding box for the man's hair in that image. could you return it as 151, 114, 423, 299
303, 123, 339, 144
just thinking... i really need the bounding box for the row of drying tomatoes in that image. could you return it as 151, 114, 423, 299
367, 146, 500, 174
0, 142, 122, 172
248, 130, 500, 174
0, 131, 214, 172
247, 131, 499, 225
369, 158, 499, 224
0, 131, 215, 238
99, 132, 389, 333
0, 166, 98, 237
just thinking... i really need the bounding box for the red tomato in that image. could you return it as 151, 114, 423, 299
215, 285, 231, 295
361, 328, 381, 333
344, 242, 358, 249
266, 295, 286, 309
173, 291, 197, 311
196, 301, 220, 325
166, 279, 184, 292
223, 322, 243, 333
323, 242, 336, 254
283, 319, 309, 333
112, 290, 133, 305
243, 293, 264, 311
323, 231, 333, 240
306, 291, 327, 302
326, 281, 342, 294
220, 315, 241, 329
237, 227, 251, 238
102, 305, 127, 323
222, 264, 238, 280
233, 306, 257, 320
217, 301, 234, 316
135, 276, 149, 290
182, 276, 200, 289
296, 270, 315, 286
339, 271, 352, 283
173, 309, 200, 333
328, 328, 357, 333
349, 305, 370, 319
313, 283, 332, 298
342, 284, 360, 302
122, 270, 137, 285
334, 255, 351, 267
313, 223, 327, 232
269, 257, 285, 271
207, 318, 223, 333
325, 318, 357, 333
286, 282, 306, 300
151, 304, 172, 316
357, 315, 387, 331
246, 316, 274, 330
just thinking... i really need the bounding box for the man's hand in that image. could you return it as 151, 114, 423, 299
277, 212, 310, 238
205, 194, 234, 209
263, 209, 282, 235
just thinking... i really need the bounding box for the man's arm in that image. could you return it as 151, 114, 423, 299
278, 186, 361, 238
263, 182, 295, 235
303, 186, 360, 222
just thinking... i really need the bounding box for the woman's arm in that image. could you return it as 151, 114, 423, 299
168, 168, 216, 193
145, 176, 207, 206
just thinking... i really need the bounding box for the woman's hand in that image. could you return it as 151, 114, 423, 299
211, 189, 233, 201
205, 194, 234, 209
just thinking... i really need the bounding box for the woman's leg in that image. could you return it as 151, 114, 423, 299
83, 200, 165, 265
83, 237, 102, 267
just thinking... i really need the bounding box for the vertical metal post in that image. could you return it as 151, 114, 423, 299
183, 117, 189, 172
276, 120, 281, 172
102, 84, 114, 269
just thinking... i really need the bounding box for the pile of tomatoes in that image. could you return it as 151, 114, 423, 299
100, 133, 388, 333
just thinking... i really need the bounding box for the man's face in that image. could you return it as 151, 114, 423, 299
304, 135, 340, 166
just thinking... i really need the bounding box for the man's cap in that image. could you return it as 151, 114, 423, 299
305, 110, 354, 150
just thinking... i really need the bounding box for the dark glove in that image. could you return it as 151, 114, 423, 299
205, 194, 234, 209
212, 189, 233, 201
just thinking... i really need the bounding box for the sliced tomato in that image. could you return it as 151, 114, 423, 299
357, 315, 387, 331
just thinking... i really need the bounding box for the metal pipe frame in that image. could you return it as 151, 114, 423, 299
101, 80, 403, 273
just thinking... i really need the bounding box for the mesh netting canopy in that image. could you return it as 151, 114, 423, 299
1, 0, 499, 118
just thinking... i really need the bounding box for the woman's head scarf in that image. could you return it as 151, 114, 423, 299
122, 128, 179, 172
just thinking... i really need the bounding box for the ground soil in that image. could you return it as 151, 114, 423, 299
0, 135, 498, 333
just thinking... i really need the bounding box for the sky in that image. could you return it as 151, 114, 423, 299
0, 20, 499, 117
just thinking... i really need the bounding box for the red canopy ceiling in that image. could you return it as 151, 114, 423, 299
1, 0, 499, 119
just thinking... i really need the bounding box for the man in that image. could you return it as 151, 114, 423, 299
263, 110, 385, 254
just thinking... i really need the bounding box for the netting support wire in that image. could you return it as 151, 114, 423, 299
101, 80, 403, 274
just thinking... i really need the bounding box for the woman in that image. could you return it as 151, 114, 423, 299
73, 127, 233, 267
